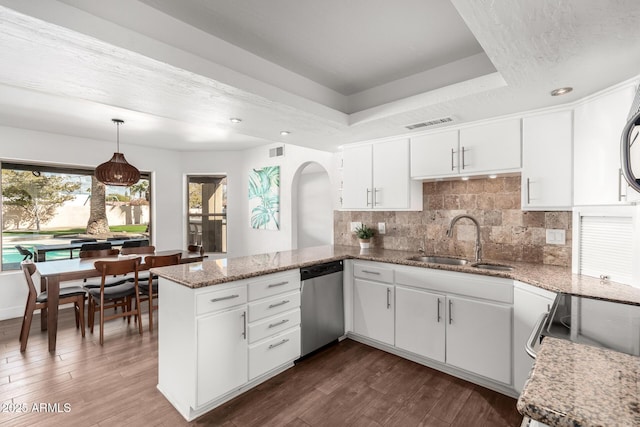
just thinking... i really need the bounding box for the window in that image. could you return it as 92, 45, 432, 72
187, 175, 226, 253
1, 162, 151, 270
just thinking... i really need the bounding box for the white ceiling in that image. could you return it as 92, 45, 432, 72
0, 0, 639, 153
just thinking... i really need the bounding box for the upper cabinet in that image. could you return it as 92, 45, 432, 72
411, 118, 521, 179
341, 138, 422, 210
574, 83, 638, 205
521, 110, 573, 210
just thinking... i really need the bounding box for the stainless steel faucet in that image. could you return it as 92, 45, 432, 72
446, 214, 482, 262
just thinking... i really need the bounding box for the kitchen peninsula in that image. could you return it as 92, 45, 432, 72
152, 245, 640, 423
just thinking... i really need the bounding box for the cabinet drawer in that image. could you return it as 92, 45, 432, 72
249, 291, 301, 322
249, 327, 300, 380
196, 286, 247, 316
248, 308, 301, 344
354, 263, 393, 283
247, 271, 300, 301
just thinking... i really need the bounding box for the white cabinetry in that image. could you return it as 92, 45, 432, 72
458, 118, 522, 175
574, 83, 638, 205
410, 118, 521, 179
522, 111, 573, 210
197, 306, 247, 406
395, 286, 445, 362
353, 263, 394, 345
158, 269, 300, 421
446, 295, 512, 384
342, 138, 421, 210
513, 282, 555, 393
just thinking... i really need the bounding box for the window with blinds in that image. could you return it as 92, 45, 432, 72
579, 215, 634, 284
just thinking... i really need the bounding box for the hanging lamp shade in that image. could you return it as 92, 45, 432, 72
95, 119, 140, 186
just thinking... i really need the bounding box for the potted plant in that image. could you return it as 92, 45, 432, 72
354, 224, 374, 249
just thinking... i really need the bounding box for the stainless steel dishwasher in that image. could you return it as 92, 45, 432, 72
300, 260, 344, 357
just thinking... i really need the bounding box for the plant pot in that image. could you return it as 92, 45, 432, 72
359, 239, 371, 249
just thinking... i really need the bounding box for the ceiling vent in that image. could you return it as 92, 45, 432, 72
405, 117, 454, 130
269, 146, 284, 158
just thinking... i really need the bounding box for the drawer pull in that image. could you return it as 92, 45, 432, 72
268, 300, 290, 309
268, 319, 290, 329
267, 281, 289, 288
268, 338, 290, 349
361, 270, 380, 275
210, 294, 239, 303
242, 311, 247, 339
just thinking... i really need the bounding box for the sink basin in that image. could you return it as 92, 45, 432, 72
471, 263, 514, 271
407, 255, 469, 266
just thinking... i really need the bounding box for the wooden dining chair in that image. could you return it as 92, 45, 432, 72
88, 258, 144, 345
79, 248, 120, 259
80, 249, 126, 288
141, 253, 182, 332
187, 244, 205, 256
19, 261, 86, 352
120, 245, 155, 255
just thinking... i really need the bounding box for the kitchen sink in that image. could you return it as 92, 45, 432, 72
406, 255, 469, 266
471, 263, 514, 271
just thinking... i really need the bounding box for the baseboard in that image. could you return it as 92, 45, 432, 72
0, 306, 24, 321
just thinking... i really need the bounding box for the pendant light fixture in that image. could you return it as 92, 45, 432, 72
95, 119, 140, 186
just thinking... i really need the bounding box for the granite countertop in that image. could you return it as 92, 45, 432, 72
517, 337, 640, 427
151, 244, 640, 305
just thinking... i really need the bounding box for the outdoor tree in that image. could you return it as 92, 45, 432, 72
130, 180, 149, 202
86, 176, 110, 235
1, 170, 80, 231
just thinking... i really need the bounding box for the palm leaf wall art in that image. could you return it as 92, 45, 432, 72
248, 166, 280, 230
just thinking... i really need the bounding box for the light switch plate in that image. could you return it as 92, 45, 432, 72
378, 222, 386, 234
545, 229, 566, 245
350, 222, 362, 232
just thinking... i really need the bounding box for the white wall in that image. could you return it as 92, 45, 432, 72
296, 165, 333, 248
0, 125, 184, 319
181, 143, 337, 257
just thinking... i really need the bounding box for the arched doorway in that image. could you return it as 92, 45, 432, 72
293, 162, 332, 248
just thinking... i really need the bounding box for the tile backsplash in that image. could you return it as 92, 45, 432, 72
334, 176, 572, 266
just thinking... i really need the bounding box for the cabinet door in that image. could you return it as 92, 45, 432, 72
513, 284, 555, 393
446, 296, 512, 385
410, 130, 459, 178
197, 307, 248, 406
522, 111, 573, 210
459, 118, 521, 174
372, 138, 410, 208
574, 84, 637, 205
395, 286, 445, 362
353, 279, 394, 345
342, 145, 372, 209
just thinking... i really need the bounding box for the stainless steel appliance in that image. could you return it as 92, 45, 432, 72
527, 292, 640, 358
300, 260, 344, 357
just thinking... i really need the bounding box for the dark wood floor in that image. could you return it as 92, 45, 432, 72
0, 308, 523, 426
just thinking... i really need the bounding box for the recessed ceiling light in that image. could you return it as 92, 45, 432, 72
280, 131, 290, 136
488, 174, 497, 179
550, 87, 573, 96
461, 176, 469, 181
229, 118, 242, 123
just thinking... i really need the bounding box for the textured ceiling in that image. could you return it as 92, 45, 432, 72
0, 0, 638, 152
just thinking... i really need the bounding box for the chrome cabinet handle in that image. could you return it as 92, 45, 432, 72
461, 146, 466, 170
526, 177, 531, 205
448, 300, 453, 324
361, 270, 380, 275
241, 311, 247, 340
451, 148, 455, 171
210, 294, 239, 303
437, 298, 441, 323
374, 188, 380, 206
268, 338, 290, 349
267, 281, 288, 288
366, 188, 372, 206
386, 288, 391, 309
526, 312, 548, 359
268, 300, 290, 309
268, 319, 289, 329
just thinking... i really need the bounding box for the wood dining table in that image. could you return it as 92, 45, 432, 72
35, 250, 204, 352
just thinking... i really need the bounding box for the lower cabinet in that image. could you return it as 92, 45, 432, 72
395, 286, 445, 362
353, 278, 394, 346
197, 306, 248, 406
445, 295, 512, 385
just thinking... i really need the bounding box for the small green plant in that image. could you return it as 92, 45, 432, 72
354, 224, 374, 240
